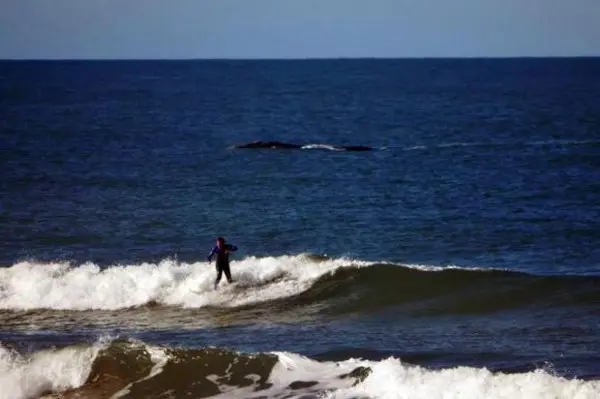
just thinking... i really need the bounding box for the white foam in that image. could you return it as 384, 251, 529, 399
0, 255, 372, 311
0, 342, 102, 399
403, 263, 509, 273
301, 143, 345, 151
404, 145, 428, 150
327, 357, 600, 399
214, 352, 600, 399
209, 351, 364, 399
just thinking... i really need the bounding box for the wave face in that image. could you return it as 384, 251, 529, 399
1, 255, 599, 316
1, 339, 598, 399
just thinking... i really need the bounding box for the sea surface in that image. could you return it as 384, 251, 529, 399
1, 58, 600, 398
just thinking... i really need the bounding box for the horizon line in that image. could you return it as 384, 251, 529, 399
1, 55, 599, 62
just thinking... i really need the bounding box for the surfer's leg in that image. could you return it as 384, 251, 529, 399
223, 264, 233, 283
214, 265, 223, 289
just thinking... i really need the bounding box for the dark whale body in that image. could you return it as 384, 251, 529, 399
340, 145, 373, 152
234, 141, 374, 151
234, 141, 302, 149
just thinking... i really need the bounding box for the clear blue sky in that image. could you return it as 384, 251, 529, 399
1, 0, 599, 59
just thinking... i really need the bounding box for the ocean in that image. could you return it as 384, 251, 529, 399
1, 58, 599, 398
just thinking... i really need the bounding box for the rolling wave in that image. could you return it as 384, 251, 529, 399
302, 263, 600, 316
1, 339, 598, 399
1, 255, 599, 318
0, 254, 369, 311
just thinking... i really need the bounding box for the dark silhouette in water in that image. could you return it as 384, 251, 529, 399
233, 141, 374, 151
234, 141, 302, 149
338, 145, 373, 152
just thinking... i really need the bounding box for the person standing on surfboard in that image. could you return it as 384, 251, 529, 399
207, 237, 238, 289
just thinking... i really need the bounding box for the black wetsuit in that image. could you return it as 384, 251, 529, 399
207, 244, 237, 287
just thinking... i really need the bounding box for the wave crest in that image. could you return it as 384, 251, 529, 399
1, 340, 598, 399
1, 255, 599, 317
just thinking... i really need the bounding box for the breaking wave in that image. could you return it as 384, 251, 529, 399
1, 254, 599, 316
0, 339, 598, 399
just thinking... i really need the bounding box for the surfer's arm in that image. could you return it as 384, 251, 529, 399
226, 244, 238, 252
207, 246, 217, 262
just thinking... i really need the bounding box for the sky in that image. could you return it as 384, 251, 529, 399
1, 0, 599, 59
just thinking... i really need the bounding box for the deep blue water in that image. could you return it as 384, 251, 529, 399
3, 59, 600, 272
1, 59, 600, 397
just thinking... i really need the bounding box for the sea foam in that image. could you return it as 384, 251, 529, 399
209, 352, 600, 399
0, 255, 374, 311
0, 342, 101, 399
2, 341, 597, 399
327, 357, 600, 399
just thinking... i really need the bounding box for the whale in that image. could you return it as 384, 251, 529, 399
233, 141, 374, 151
234, 141, 302, 149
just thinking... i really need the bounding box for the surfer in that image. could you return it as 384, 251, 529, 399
207, 237, 238, 289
